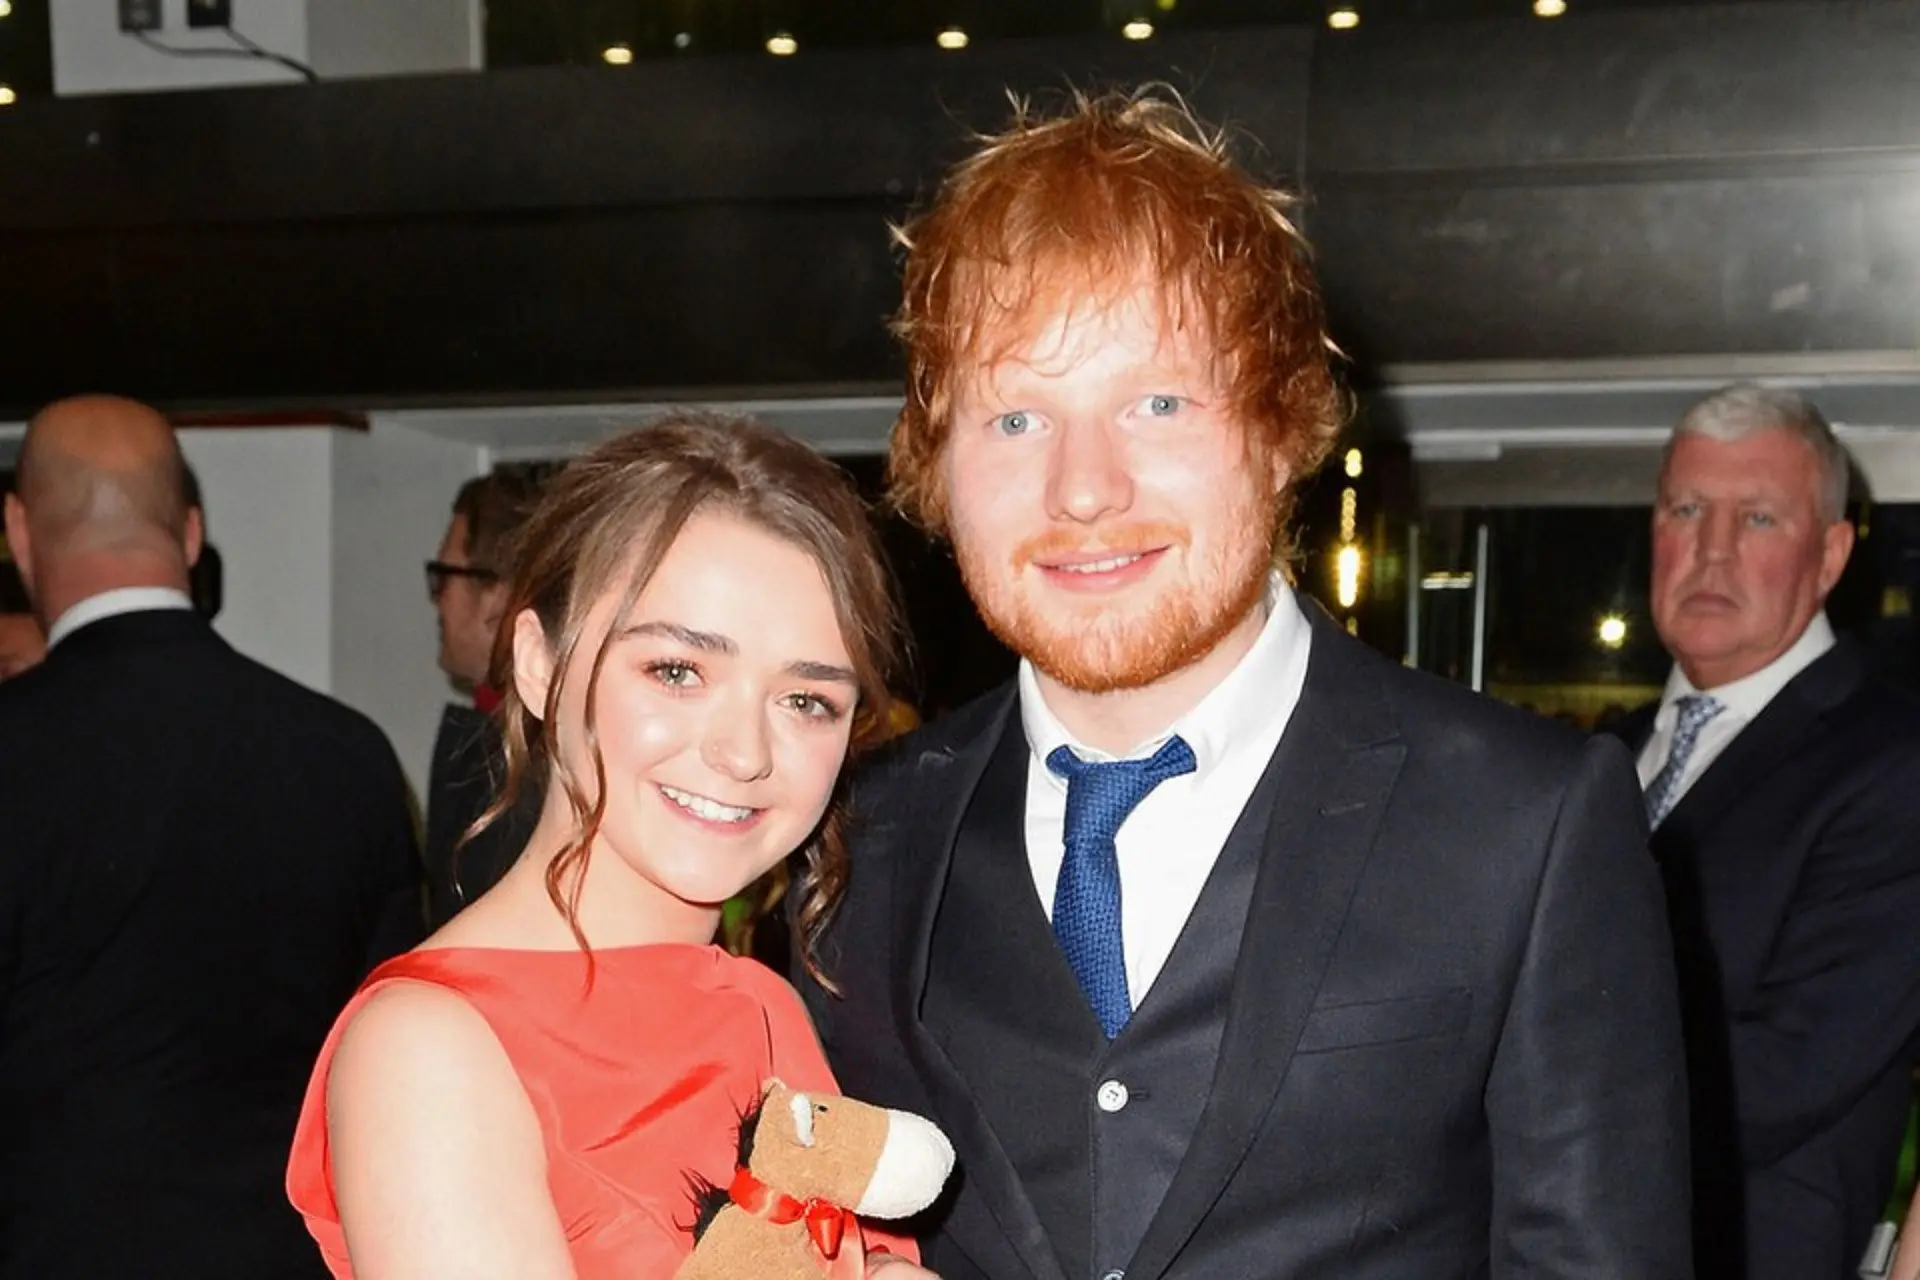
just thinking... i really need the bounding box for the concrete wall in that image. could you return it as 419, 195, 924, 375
179, 427, 335, 694
51, 0, 479, 97
52, 0, 310, 96
307, 0, 481, 79
330, 421, 486, 799
173, 421, 485, 801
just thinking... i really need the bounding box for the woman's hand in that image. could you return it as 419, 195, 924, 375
866, 1253, 940, 1279
1891, 1209, 1920, 1280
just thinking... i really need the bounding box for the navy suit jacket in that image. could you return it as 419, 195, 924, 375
0, 610, 421, 1280
807, 609, 1694, 1280
1613, 638, 1920, 1280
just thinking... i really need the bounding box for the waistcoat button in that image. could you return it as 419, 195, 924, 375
1096, 1079, 1129, 1113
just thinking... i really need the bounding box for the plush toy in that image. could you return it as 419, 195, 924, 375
678, 1080, 955, 1280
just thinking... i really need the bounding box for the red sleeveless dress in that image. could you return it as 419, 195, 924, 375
286, 943, 912, 1278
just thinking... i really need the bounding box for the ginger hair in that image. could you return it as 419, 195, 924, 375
888, 86, 1347, 543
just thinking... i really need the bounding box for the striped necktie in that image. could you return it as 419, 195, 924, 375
1645, 693, 1724, 829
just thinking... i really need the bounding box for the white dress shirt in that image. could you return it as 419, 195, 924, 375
46, 586, 195, 650
1020, 578, 1312, 1003
1635, 612, 1836, 808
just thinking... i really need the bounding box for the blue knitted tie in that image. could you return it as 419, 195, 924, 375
1644, 693, 1724, 829
1046, 735, 1197, 1039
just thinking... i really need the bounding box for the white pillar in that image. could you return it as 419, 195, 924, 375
329, 420, 486, 799
178, 426, 336, 695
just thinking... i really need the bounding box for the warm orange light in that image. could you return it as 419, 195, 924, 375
1336, 545, 1363, 610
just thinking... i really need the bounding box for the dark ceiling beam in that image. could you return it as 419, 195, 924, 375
0, 2, 1914, 417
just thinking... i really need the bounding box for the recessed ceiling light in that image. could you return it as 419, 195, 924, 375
601, 44, 633, 65
0, 2, 13, 18
1534, 0, 1567, 14
1122, 19, 1154, 40
0, 85, 16, 107
936, 26, 968, 50
766, 32, 798, 56
1328, 5, 1360, 29
673, 31, 692, 49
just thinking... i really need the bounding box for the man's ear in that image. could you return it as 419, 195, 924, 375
1818, 517, 1856, 598
479, 580, 511, 634
1269, 451, 1293, 500
183, 507, 205, 569
510, 608, 555, 719
3, 493, 33, 596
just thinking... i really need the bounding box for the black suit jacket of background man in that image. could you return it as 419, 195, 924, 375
1612, 638, 1920, 1280
805, 608, 1694, 1280
0, 609, 422, 1280
423, 701, 542, 930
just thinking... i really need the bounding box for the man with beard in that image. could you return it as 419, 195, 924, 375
1610, 385, 1920, 1280
801, 91, 1692, 1280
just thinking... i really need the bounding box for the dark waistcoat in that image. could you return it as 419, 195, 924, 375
922, 717, 1275, 1280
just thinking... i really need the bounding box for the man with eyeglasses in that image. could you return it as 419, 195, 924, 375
424, 468, 546, 929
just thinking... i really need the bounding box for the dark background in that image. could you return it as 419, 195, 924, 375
2, 0, 1916, 416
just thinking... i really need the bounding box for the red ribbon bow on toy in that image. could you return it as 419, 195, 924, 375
728, 1166, 866, 1277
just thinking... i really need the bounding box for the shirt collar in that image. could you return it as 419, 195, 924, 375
1659, 611, 1836, 724
1019, 574, 1308, 775
46, 586, 196, 650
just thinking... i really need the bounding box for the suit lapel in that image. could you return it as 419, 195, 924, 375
1656, 641, 1865, 845
1126, 614, 1406, 1280
886, 687, 1070, 1280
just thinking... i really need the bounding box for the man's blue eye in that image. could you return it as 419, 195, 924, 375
994, 412, 1034, 436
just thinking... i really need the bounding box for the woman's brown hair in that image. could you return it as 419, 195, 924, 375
473, 412, 904, 984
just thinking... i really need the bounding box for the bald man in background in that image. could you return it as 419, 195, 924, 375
0, 396, 420, 1280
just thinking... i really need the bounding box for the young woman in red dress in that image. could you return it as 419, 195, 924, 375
287, 414, 933, 1279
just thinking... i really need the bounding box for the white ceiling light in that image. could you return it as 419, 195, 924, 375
1122, 19, 1153, 39
936, 26, 968, 50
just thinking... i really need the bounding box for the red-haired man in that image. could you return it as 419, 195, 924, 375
803, 91, 1692, 1280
